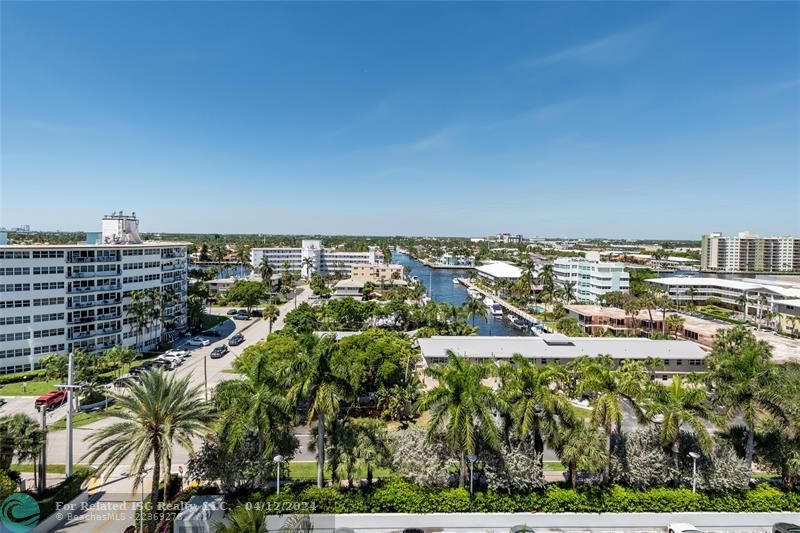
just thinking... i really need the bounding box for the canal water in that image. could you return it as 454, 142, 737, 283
394, 252, 529, 337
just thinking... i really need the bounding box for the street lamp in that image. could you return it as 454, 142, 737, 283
274, 455, 285, 494
688, 452, 700, 493
466, 454, 477, 496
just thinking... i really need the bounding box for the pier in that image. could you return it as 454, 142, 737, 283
456, 278, 541, 328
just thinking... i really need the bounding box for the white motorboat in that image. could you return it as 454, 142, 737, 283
467, 288, 481, 299
490, 302, 503, 317
452, 278, 460, 285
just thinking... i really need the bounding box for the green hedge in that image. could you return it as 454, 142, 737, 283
34, 466, 94, 519
0, 369, 46, 385
244, 478, 800, 514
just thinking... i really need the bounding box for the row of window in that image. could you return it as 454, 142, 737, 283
0, 345, 65, 358
33, 266, 65, 275
33, 250, 64, 258
123, 274, 162, 284
122, 249, 164, 256
0, 251, 30, 259
0, 348, 29, 359
0, 268, 30, 276
0, 316, 30, 326
35, 282, 65, 290
0, 284, 29, 292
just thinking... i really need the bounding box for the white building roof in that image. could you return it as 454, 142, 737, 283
475, 261, 522, 279
649, 276, 800, 298
418, 336, 707, 361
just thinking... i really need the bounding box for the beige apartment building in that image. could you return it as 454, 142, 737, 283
349, 263, 404, 283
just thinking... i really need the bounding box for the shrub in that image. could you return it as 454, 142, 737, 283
34, 466, 93, 519
481, 439, 545, 493
0, 471, 16, 500
389, 427, 453, 487
0, 370, 46, 385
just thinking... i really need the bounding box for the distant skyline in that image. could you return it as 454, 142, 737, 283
2, 2, 799, 239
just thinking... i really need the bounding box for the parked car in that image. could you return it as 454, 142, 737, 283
202, 329, 223, 337
233, 313, 251, 321
186, 337, 211, 347
226, 309, 239, 315
164, 349, 189, 359
157, 354, 184, 367
669, 524, 703, 533
249, 309, 263, 317
210, 345, 229, 359
228, 333, 245, 346
774, 524, 800, 533
34, 390, 67, 411
153, 359, 177, 371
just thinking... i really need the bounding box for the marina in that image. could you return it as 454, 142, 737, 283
394, 252, 532, 337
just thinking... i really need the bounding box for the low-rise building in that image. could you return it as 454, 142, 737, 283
251, 239, 383, 279
350, 264, 404, 283
474, 260, 522, 283
418, 335, 707, 380
438, 253, 475, 267
554, 252, 629, 304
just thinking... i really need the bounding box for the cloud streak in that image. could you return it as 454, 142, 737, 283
525, 22, 656, 67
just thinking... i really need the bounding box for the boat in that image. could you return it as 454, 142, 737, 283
490, 303, 504, 317
410, 276, 420, 284
511, 316, 528, 329
467, 288, 481, 299
452, 278, 460, 285
484, 297, 495, 308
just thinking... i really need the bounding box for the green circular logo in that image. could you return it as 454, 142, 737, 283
0, 493, 40, 533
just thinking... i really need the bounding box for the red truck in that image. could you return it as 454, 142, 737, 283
34, 390, 67, 411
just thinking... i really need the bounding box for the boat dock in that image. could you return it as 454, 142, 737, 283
456, 278, 541, 327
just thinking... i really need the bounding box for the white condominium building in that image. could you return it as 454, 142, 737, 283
553, 252, 630, 304
701, 232, 800, 273
0, 213, 188, 375
250, 240, 384, 279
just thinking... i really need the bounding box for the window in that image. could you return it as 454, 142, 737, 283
0, 300, 30, 308
0, 283, 30, 292
32, 297, 65, 306
0, 315, 31, 326
33, 328, 64, 339
0, 251, 30, 259
33, 282, 65, 290
31, 250, 64, 258
0, 332, 31, 342
0, 267, 30, 276
32, 266, 64, 275
33, 313, 64, 323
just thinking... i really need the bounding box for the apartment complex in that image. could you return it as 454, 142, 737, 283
350, 263, 404, 283
418, 335, 707, 380
250, 240, 384, 279
0, 213, 188, 374
553, 252, 630, 304
700, 232, 800, 273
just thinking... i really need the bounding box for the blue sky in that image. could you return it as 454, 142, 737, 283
1, 2, 798, 239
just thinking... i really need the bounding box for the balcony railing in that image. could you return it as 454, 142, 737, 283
68, 284, 121, 294
68, 316, 95, 325
68, 270, 120, 279
67, 256, 95, 263
96, 256, 120, 263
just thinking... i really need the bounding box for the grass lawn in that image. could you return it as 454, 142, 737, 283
0, 380, 59, 396
544, 461, 565, 471
11, 464, 66, 474
570, 404, 592, 421
201, 314, 229, 330
288, 461, 395, 481
49, 407, 119, 431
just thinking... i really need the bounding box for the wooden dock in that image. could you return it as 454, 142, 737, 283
456, 278, 540, 326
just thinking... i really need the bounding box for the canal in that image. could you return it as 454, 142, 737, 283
394, 252, 529, 337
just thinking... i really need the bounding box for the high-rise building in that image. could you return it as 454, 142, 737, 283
250, 239, 384, 279
0, 213, 188, 374
553, 252, 630, 304
700, 232, 800, 273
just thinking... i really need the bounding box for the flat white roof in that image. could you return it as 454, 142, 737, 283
0, 241, 188, 248
475, 261, 522, 279
648, 276, 800, 298
418, 336, 707, 360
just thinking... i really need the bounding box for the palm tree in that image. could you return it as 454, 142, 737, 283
352, 418, 391, 485
665, 314, 685, 339
705, 329, 791, 471
622, 295, 643, 335
258, 256, 274, 294
553, 421, 608, 489
263, 303, 280, 335
498, 355, 574, 463
301, 257, 314, 280
284, 337, 351, 487
216, 351, 293, 487
560, 281, 576, 305
235, 246, 252, 274
686, 287, 698, 308
128, 291, 150, 349
463, 298, 488, 327
417, 352, 502, 488
576, 357, 649, 481
82, 370, 213, 533
736, 292, 749, 319
645, 376, 716, 477
213, 504, 268, 533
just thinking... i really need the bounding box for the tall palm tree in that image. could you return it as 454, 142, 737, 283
705, 330, 790, 471
283, 337, 351, 487
258, 256, 274, 295
235, 246, 252, 274
576, 357, 649, 480
216, 351, 293, 486
263, 303, 280, 335
645, 376, 716, 477
560, 281, 577, 305
463, 298, 488, 327
301, 257, 314, 280
417, 352, 502, 488
552, 420, 608, 489
686, 287, 698, 308
498, 355, 574, 463
736, 292, 749, 319
128, 290, 150, 349
82, 370, 213, 533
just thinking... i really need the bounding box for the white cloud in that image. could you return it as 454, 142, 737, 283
525, 22, 655, 67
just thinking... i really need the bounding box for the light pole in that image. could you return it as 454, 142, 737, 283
467, 454, 477, 496
273, 455, 285, 494
138, 470, 147, 533
58, 352, 82, 478
688, 451, 700, 493
203, 354, 208, 402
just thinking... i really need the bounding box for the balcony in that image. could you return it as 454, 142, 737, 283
69, 326, 121, 340
96, 255, 120, 263
67, 256, 95, 264
67, 316, 95, 325
96, 313, 121, 321
161, 263, 180, 271
68, 270, 120, 279
68, 284, 121, 294
67, 300, 94, 309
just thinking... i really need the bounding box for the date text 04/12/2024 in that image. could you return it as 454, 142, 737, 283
245, 501, 318, 512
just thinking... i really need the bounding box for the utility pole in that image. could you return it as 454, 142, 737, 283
39, 407, 47, 494
66, 352, 74, 477
203, 355, 208, 402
